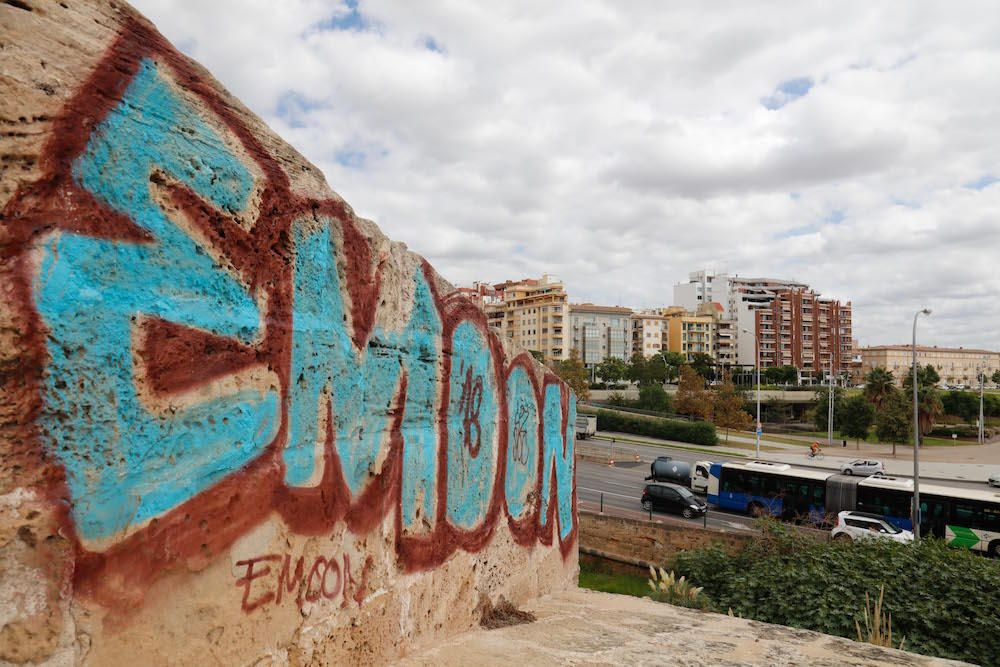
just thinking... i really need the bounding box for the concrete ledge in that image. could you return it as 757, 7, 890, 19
397, 588, 967, 666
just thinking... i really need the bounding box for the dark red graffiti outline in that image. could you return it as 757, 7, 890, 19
0, 12, 576, 612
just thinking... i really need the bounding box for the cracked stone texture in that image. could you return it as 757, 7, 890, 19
398, 588, 973, 667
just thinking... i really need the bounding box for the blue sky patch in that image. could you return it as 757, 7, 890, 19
964, 174, 998, 190
761, 77, 814, 110
315, 0, 369, 32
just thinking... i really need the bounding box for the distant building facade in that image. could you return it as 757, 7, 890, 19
861, 346, 1000, 387
483, 275, 569, 364
631, 311, 667, 358
569, 303, 633, 368
659, 305, 717, 362
756, 288, 855, 378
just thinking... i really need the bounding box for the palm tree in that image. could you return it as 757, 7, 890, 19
864, 367, 895, 410
916, 386, 944, 436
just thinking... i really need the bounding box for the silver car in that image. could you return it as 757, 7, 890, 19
988, 473, 1000, 488
839, 459, 885, 476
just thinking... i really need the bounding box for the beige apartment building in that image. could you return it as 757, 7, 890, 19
861, 345, 1000, 387
631, 311, 666, 358
484, 275, 570, 364
659, 305, 717, 362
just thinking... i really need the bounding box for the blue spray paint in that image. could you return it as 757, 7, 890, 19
288, 223, 441, 530
504, 366, 538, 520
33, 59, 279, 543
541, 385, 575, 541
445, 321, 498, 529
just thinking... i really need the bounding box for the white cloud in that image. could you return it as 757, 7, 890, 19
133, 0, 1000, 349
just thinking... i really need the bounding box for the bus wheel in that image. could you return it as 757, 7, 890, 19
989, 540, 1000, 559
748, 502, 765, 517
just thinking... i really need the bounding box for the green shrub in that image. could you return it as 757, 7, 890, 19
593, 408, 717, 446
636, 385, 671, 412
671, 523, 1000, 665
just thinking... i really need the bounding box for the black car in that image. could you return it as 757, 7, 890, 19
641, 482, 707, 519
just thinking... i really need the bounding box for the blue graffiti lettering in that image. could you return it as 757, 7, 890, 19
540, 384, 575, 541
33, 59, 279, 543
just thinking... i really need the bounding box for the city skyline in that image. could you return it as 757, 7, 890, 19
134, 1, 1000, 350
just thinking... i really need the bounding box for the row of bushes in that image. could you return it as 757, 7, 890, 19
670, 521, 1000, 665
584, 407, 717, 446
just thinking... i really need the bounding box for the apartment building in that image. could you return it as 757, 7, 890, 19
861, 346, 1000, 387
631, 311, 667, 358
483, 275, 569, 364
569, 303, 633, 368
455, 281, 503, 311
755, 288, 855, 378
659, 305, 717, 362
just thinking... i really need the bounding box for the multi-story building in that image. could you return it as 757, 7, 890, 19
455, 281, 502, 311
631, 311, 667, 358
754, 288, 854, 378
659, 305, 717, 362
672, 270, 851, 373
568, 303, 633, 369
483, 275, 569, 364
861, 346, 1000, 387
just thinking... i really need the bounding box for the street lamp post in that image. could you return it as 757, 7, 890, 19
743, 328, 761, 459
979, 356, 987, 446
912, 308, 931, 540
827, 358, 834, 448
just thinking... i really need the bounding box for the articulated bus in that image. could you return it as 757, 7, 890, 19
708, 461, 1000, 557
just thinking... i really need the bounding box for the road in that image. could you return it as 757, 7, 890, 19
576, 433, 988, 530
580, 433, 986, 491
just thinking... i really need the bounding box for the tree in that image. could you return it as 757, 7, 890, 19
529, 350, 544, 364
712, 372, 752, 443
764, 365, 798, 385
596, 356, 628, 386
840, 394, 875, 448
813, 386, 845, 433
875, 389, 912, 455
660, 351, 686, 383
993, 369, 1000, 386
674, 365, 713, 421
627, 352, 667, 387
903, 364, 944, 435
864, 367, 895, 409
636, 385, 671, 413
689, 352, 716, 381
552, 350, 590, 400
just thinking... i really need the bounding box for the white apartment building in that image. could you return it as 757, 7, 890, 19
672, 270, 810, 367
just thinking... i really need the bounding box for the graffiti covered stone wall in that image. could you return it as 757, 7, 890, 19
0, 1, 577, 663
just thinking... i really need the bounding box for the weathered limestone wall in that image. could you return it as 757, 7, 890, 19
579, 510, 752, 567
0, 1, 577, 664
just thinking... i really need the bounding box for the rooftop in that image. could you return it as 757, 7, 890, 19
863, 345, 998, 355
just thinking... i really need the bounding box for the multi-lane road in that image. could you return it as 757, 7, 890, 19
577, 433, 986, 531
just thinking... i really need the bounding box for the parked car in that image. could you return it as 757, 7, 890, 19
831, 511, 913, 543
988, 473, 1000, 488
839, 459, 884, 476
641, 482, 707, 519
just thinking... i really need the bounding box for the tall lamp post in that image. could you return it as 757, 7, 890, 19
743, 328, 761, 459
979, 356, 987, 446
827, 358, 834, 448
912, 308, 931, 540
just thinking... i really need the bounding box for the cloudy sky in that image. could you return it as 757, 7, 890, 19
133, 0, 1000, 349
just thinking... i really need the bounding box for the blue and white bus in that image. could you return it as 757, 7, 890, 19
708, 462, 1000, 557
707, 461, 831, 524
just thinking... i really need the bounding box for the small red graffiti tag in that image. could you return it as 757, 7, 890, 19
457, 362, 484, 457
234, 552, 373, 614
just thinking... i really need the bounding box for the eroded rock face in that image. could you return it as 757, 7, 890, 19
0, 1, 577, 663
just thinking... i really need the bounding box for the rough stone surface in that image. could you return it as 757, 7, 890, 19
0, 1, 577, 664
579, 510, 755, 567
399, 588, 971, 667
